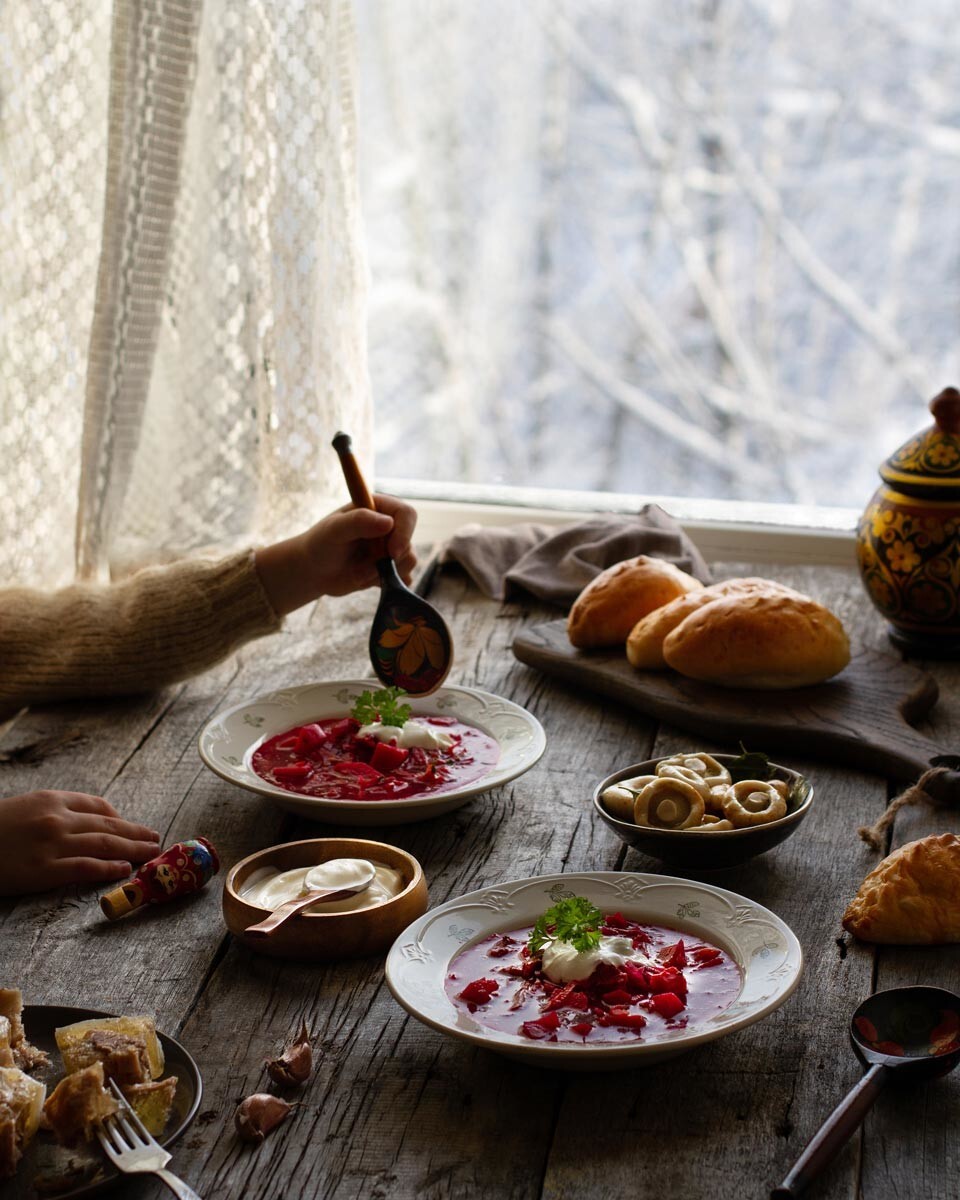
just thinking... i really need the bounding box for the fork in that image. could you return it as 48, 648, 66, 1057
97, 1080, 203, 1200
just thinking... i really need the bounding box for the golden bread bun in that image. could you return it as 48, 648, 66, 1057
566, 556, 702, 649
626, 577, 806, 669
842, 833, 960, 944
662, 592, 850, 688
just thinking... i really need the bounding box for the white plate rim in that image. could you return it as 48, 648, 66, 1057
197, 679, 546, 815
385, 870, 803, 1061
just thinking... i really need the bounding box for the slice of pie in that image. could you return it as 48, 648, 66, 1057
0, 1066, 46, 1178
123, 1076, 178, 1136
0, 1016, 13, 1068
0, 989, 49, 1072
42, 1061, 118, 1146
55, 1016, 163, 1080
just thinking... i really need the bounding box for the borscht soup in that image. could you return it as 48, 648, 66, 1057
445, 897, 741, 1045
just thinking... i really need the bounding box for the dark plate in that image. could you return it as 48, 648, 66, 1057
593, 754, 814, 869
3, 1005, 202, 1199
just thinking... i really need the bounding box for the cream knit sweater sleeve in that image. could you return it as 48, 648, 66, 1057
0, 551, 281, 712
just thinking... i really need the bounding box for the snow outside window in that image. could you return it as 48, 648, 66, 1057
356, 0, 960, 513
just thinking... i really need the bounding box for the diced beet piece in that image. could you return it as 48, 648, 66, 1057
486, 935, 516, 958
543, 983, 590, 1013
659, 939, 687, 968
602, 912, 631, 931
623, 962, 649, 993
646, 966, 687, 996
543, 982, 575, 1011
294, 723, 327, 751
598, 1007, 647, 1030
273, 761, 312, 782
649, 992, 686, 1019
340, 761, 383, 782
692, 946, 723, 966
571, 1021, 594, 1039
520, 1010, 561, 1040
457, 978, 500, 1007
602, 989, 633, 1007
370, 741, 410, 773
325, 717, 359, 740
588, 962, 622, 990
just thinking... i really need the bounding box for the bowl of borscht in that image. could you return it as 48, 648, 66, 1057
385, 870, 802, 1068
198, 680, 546, 825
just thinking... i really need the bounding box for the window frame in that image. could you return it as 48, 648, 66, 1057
381, 479, 859, 567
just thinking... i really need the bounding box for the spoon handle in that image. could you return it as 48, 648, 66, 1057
771, 1063, 890, 1198
244, 886, 359, 937
332, 432, 388, 561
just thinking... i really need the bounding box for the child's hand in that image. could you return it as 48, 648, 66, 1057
0, 791, 160, 896
255, 493, 418, 616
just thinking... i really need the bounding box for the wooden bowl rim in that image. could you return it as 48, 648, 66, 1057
592, 753, 813, 839
224, 837, 425, 921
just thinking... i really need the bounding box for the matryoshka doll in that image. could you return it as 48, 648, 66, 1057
858, 387, 960, 656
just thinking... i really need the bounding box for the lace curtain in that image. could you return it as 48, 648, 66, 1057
0, 0, 370, 587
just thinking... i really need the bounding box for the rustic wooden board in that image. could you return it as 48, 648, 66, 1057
512, 620, 944, 782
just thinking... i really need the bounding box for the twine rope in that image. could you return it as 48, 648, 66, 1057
858, 766, 960, 851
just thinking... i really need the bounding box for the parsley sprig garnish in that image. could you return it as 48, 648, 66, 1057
528, 896, 604, 955
351, 686, 412, 728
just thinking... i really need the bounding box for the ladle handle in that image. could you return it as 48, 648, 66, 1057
331, 432, 388, 561
244, 886, 358, 938
771, 1063, 890, 1198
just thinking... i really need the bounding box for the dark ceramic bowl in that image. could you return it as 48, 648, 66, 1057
593, 754, 813, 869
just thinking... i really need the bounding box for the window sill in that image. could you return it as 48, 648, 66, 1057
380, 479, 859, 567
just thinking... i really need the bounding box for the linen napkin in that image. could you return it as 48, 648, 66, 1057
442, 505, 712, 606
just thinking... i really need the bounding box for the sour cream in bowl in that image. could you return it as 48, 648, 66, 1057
223, 838, 427, 961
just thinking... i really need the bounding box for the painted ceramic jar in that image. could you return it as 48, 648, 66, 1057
858, 387, 960, 656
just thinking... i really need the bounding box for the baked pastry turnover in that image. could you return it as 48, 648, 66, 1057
842, 833, 960, 944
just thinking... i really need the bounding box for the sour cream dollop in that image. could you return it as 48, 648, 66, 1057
358, 720, 455, 751
540, 935, 635, 984
242, 857, 404, 914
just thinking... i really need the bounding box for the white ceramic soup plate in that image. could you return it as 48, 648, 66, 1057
385, 870, 802, 1069
198, 679, 546, 826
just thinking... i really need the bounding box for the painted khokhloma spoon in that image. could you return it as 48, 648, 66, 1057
332, 432, 453, 696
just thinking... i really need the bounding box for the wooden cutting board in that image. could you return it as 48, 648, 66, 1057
512, 620, 945, 782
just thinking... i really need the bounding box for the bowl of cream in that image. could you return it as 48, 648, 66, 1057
223, 838, 428, 960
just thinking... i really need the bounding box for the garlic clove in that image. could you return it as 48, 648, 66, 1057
265, 1019, 313, 1088
235, 1093, 294, 1143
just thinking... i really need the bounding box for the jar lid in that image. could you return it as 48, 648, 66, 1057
880, 387, 960, 495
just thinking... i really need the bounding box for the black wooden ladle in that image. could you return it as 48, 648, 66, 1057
332, 432, 453, 696
772, 985, 960, 1198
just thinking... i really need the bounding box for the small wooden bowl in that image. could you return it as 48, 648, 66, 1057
223, 838, 428, 960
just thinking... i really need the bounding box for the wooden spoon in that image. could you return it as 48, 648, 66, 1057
772, 985, 960, 1197
244, 861, 377, 938
332, 432, 453, 696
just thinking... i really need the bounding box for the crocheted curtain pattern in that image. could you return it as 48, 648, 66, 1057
0, 0, 369, 585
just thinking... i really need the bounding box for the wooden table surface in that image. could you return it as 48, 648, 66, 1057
2, 556, 959, 1200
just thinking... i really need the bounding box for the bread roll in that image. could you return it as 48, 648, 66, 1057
566, 556, 702, 649
626, 577, 805, 669
662, 592, 850, 688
